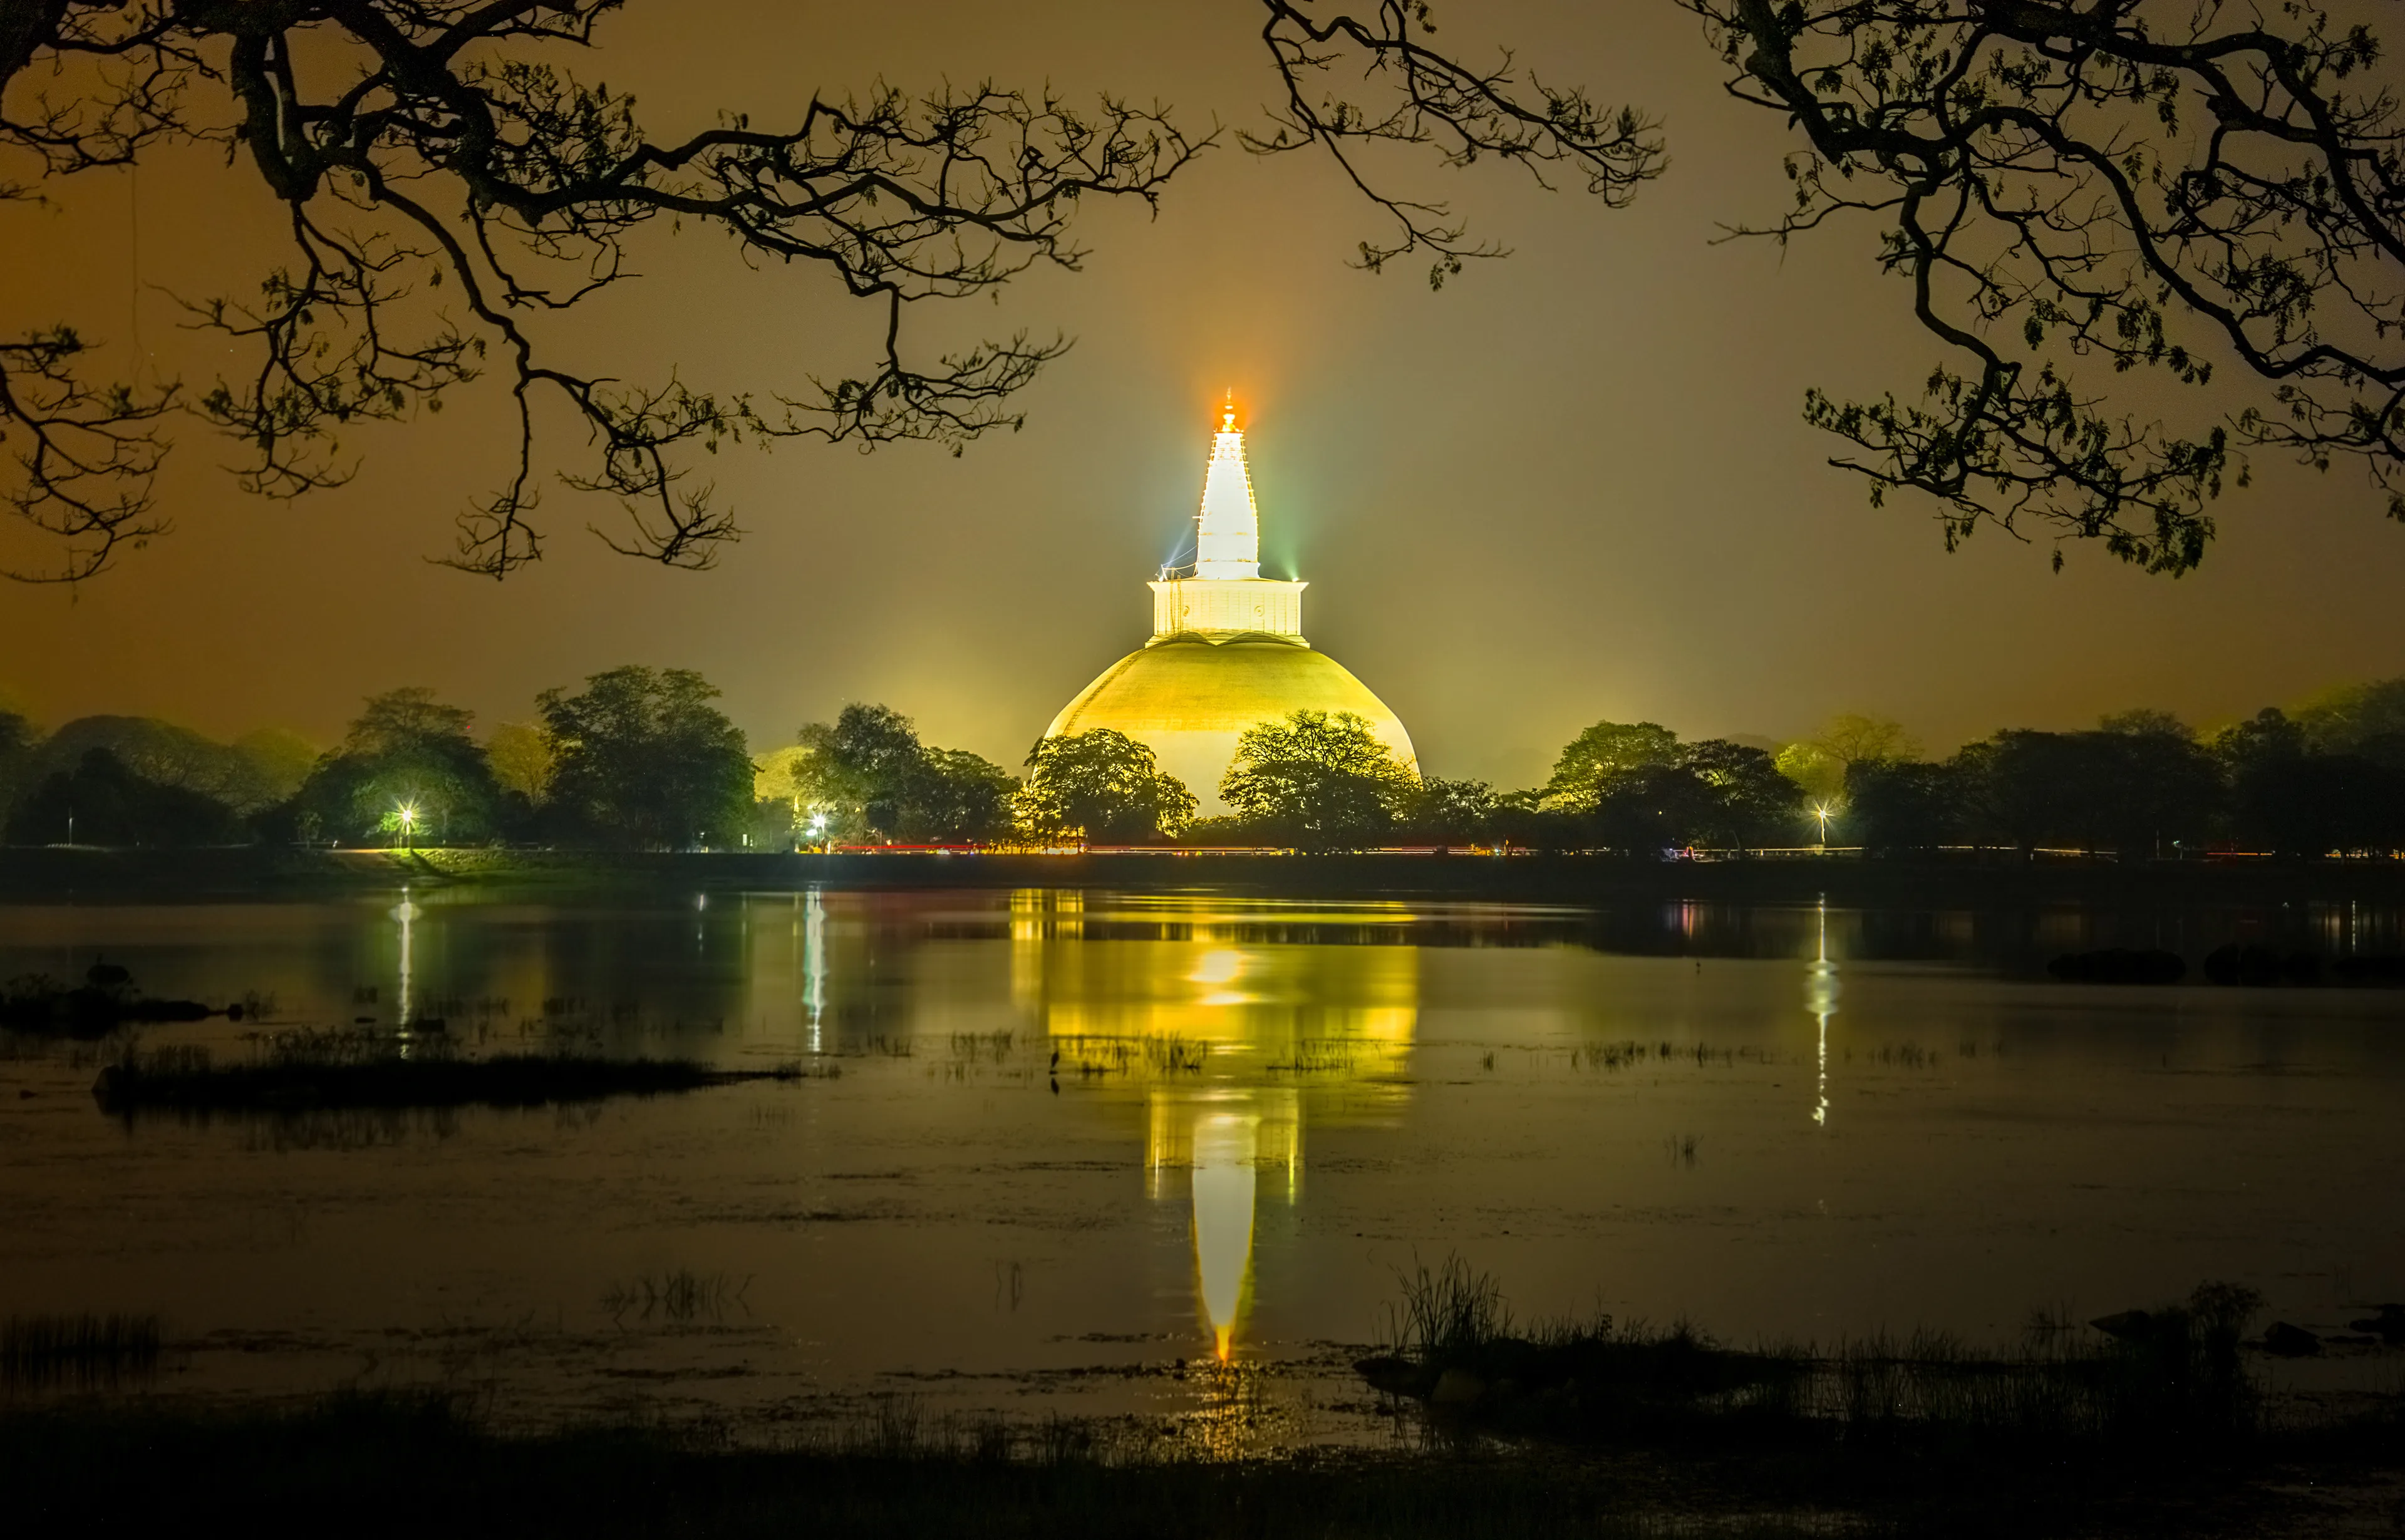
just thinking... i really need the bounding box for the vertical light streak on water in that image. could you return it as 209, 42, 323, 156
1191, 1109, 1259, 1362
1806, 898, 1838, 1129
803, 886, 826, 1054
394, 886, 415, 1030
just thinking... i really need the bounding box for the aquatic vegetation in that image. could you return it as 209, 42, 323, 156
1266, 1039, 1348, 1075
89, 1033, 805, 1115
946, 1030, 1016, 1062
0, 962, 232, 1038
0, 1313, 162, 1389
1046, 1034, 1206, 1078
1357, 1261, 2295, 1459
602, 1270, 751, 1325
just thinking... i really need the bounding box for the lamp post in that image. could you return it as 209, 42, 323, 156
1812, 802, 1834, 851
398, 802, 418, 852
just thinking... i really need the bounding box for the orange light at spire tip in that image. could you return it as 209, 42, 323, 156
1220, 386, 1237, 433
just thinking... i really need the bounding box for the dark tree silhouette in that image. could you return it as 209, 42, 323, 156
6, 746, 246, 846
1245, 0, 1663, 285
32, 4, 2382, 582
1019, 728, 1197, 843
791, 703, 1012, 842
0, 3, 1663, 585
1221, 708, 1419, 850
1686, 0, 2405, 571
539, 666, 751, 848
0, 1, 1205, 580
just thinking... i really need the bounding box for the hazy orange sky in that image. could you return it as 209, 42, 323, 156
4, 1, 2399, 785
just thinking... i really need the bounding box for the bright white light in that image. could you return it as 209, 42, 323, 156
1188, 949, 1243, 985
1194, 396, 1262, 581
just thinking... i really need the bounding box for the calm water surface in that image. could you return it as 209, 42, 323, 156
3, 887, 2402, 1449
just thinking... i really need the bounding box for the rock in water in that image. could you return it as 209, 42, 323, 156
1429, 1368, 1486, 1407
2089, 1310, 2156, 1341
1352, 1355, 1424, 1397
2261, 1321, 2322, 1357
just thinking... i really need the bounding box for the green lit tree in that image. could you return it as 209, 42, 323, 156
1541, 720, 1680, 812
291, 686, 501, 844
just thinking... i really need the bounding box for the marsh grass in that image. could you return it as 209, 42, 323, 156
0, 1313, 162, 1389
947, 1030, 1016, 1062
602, 1270, 751, 1325
1363, 1259, 2279, 1459
1049, 1035, 1206, 1078
1266, 1038, 1350, 1075
90, 1031, 804, 1115
1567, 1041, 1774, 1072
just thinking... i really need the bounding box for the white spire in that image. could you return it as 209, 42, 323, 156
1194, 391, 1260, 580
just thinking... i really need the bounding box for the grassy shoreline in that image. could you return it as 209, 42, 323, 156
1, 1383, 2394, 1539
9, 843, 2405, 907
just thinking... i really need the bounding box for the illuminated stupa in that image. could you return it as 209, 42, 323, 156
1044, 400, 1417, 809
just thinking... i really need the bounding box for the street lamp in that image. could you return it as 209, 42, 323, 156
398, 802, 418, 852
1812, 802, 1834, 849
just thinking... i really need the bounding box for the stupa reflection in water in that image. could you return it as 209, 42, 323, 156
1010, 891, 1416, 1358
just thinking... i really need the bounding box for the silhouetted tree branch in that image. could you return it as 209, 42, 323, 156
0, 0, 1204, 579
1687, 0, 2405, 571
1245, 0, 1664, 286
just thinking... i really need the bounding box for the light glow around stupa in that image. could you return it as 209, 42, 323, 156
1044, 396, 1417, 811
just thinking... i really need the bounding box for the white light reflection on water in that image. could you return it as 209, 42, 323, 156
803, 886, 825, 1052
391, 887, 417, 1030
1806, 897, 1839, 1128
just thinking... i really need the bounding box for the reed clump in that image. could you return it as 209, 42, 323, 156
603, 1270, 752, 1325
0, 1313, 162, 1388
1357, 1259, 2279, 1460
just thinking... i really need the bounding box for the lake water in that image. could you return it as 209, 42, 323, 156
4, 886, 2402, 1450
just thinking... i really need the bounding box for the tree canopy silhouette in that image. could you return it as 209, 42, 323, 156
0, 0, 1206, 580
539, 665, 752, 847
1687, 0, 2405, 571
9, 2, 2397, 581
1018, 728, 1197, 843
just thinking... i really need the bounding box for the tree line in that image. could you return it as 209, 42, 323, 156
6, 675, 2405, 859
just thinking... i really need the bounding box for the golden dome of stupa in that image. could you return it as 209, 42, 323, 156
1043, 399, 1417, 811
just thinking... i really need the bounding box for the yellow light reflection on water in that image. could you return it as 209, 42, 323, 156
1012, 891, 1419, 1360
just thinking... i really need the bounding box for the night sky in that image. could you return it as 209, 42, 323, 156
5, 0, 2399, 785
